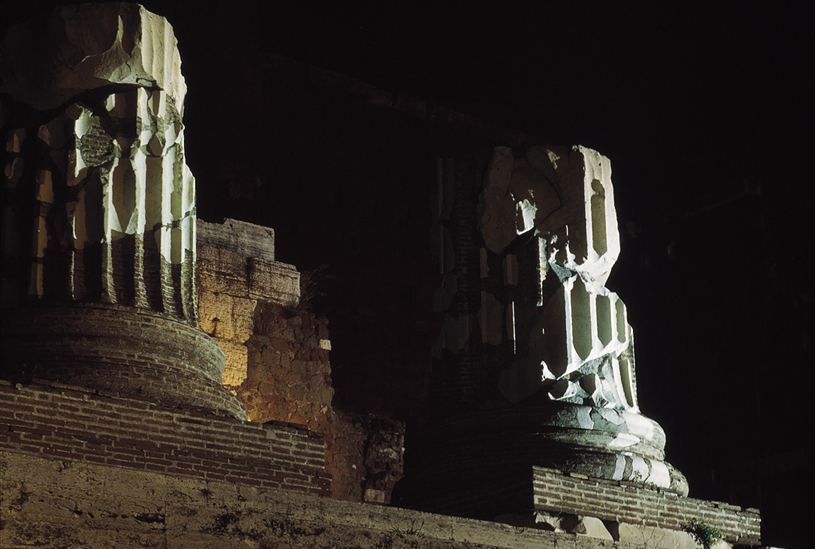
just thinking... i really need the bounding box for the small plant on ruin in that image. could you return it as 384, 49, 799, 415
683, 518, 723, 549
402, 518, 424, 536
211, 511, 240, 533
297, 264, 334, 315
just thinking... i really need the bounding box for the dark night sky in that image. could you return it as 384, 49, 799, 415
206, 4, 810, 544
258, 1, 812, 199
3, 2, 809, 216
2, 2, 813, 546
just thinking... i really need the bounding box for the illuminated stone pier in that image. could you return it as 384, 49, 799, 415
0, 3, 245, 419
399, 145, 687, 518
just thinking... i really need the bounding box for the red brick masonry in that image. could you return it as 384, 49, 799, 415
534, 466, 760, 544
0, 380, 331, 497
1, 303, 247, 419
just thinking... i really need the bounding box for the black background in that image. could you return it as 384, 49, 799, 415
3, 2, 812, 546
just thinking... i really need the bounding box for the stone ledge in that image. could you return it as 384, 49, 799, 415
198, 219, 276, 262
197, 244, 300, 307
0, 452, 671, 549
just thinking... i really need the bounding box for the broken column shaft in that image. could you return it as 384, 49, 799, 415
0, 3, 245, 419
399, 145, 687, 518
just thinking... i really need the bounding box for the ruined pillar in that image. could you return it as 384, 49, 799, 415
0, 3, 246, 419
399, 145, 687, 518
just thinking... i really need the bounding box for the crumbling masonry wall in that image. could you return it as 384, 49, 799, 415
196, 219, 405, 504
4, 451, 705, 549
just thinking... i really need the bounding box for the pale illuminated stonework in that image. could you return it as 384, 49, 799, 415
1, 3, 195, 316
479, 145, 687, 494
0, 3, 244, 418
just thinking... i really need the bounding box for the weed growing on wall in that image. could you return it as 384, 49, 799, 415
298, 264, 334, 315
683, 518, 723, 549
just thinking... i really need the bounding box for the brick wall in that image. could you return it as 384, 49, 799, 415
431, 155, 504, 419
533, 467, 761, 545
0, 380, 330, 497
0, 303, 246, 419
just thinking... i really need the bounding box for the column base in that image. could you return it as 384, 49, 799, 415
395, 403, 688, 518
1, 303, 247, 420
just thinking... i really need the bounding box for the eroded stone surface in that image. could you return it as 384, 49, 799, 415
196, 220, 301, 391
198, 218, 275, 262
0, 3, 245, 417
473, 145, 687, 495
1, 3, 195, 317
195, 218, 405, 505
0, 3, 186, 111
481, 145, 630, 408
10, 451, 718, 549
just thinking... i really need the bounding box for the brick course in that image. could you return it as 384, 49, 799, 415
0, 380, 331, 497
1, 303, 247, 419
533, 466, 760, 545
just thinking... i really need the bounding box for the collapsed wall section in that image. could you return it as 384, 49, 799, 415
197, 218, 301, 395
196, 218, 405, 505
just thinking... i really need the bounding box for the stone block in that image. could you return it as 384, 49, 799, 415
196, 246, 252, 297
217, 339, 249, 387
618, 523, 703, 549
247, 258, 300, 306
197, 219, 275, 261
197, 289, 257, 342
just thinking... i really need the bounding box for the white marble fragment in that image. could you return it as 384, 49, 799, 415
1, 4, 196, 318
478, 144, 689, 494
0, 3, 186, 111
484, 146, 636, 409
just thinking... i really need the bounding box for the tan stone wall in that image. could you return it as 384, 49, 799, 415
196, 242, 300, 391
196, 231, 405, 505
238, 302, 332, 426
2, 452, 670, 549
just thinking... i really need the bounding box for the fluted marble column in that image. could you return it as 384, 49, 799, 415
481, 145, 687, 495
399, 145, 686, 519
0, 3, 245, 419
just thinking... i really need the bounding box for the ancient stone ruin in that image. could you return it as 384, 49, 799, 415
488, 144, 688, 492
487, 146, 687, 495
0, 3, 765, 548
0, 2, 246, 419
396, 146, 688, 529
